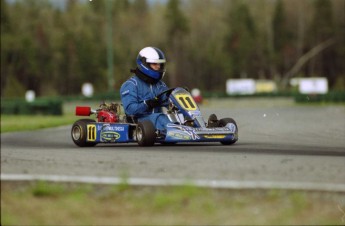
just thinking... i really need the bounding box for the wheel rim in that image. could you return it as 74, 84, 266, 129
72, 126, 82, 141
136, 127, 143, 141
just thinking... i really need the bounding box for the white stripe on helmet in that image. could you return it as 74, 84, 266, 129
139, 47, 166, 63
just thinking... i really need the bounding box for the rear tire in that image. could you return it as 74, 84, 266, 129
218, 118, 238, 145
137, 120, 156, 146
71, 119, 97, 147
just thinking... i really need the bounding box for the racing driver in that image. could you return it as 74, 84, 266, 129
120, 46, 171, 131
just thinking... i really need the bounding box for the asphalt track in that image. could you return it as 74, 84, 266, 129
1, 98, 345, 191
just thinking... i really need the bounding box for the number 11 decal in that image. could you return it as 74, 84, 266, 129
87, 125, 96, 141
175, 94, 197, 111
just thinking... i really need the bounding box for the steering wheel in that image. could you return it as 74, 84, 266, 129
156, 87, 176, 102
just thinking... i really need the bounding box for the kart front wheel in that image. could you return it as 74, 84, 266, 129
137, 120, 156, 146
218, 118, 238, 145
71, 119, 97, 147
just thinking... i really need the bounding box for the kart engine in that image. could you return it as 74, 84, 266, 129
75, 102, 120, 123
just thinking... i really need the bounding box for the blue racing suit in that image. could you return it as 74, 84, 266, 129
120, 75, 171, 131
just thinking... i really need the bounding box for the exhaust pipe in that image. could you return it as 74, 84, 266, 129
75, 106, 96, 116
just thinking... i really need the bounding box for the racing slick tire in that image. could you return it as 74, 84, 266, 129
137, 120, 156, 146
71, 119, 97, 147
218, 118, 238, 145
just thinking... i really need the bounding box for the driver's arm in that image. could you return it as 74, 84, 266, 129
120, 81, 148, 116
157, 81, 169, 107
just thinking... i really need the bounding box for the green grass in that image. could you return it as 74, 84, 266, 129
0, 114, 79, 133
0, 100, 110, 133
1, 181, 344, 225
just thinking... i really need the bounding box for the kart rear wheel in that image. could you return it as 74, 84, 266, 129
218, 118, 238, 145
71, 119, 97, 147
137, 120, 156, 146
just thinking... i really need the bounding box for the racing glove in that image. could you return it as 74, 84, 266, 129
144, 97, 161, 109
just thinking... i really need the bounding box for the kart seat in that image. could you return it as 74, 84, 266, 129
125, 115, 138, 123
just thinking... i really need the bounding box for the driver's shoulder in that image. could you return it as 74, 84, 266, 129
121, 76, 139, 89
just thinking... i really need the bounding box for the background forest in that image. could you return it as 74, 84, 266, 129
1, 0, 344, 98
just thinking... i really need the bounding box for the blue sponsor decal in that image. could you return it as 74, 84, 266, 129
98, 124, 125, 132
167, 123, 200, 140
167, 131, 192, 140
95, 123, 129, 143
101, 131, 120, 142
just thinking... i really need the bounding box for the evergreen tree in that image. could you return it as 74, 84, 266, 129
309, 0, 337, 86
165, 0, 189, 41
224, 1, 256, 78
272, 0, 287, 52
1, 0, 10, 96
272, 0, 291, 77
1, 0, 343, 97
165, 0, 189, 87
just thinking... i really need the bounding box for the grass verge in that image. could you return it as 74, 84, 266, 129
0, 100, 103, 133
1, 181, 344, 225
0, 115, 78, 133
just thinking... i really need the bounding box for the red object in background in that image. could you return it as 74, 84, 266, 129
191, 88, 203, 104
76, 106, 91, 116
193, 95, 203, 104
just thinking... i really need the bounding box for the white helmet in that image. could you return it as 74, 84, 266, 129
136, 47, 166, 83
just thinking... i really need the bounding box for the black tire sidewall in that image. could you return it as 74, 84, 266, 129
71, 119, 96, 147
218, 118, 238, 145
137, 120, 156, 146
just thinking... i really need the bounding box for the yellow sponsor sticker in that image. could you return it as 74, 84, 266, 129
87, 125, 96, 141
204, 135, 226, 139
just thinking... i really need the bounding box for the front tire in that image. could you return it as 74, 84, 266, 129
137, 120, 156, 146
218, 118, 238, 145
71, 119, 97, 147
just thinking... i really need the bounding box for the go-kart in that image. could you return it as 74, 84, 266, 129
71, 87, 238, 147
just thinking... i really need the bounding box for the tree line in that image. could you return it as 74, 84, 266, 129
1, 0, 344, 98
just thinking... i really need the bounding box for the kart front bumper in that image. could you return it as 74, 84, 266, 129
163, 124, 238, 143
